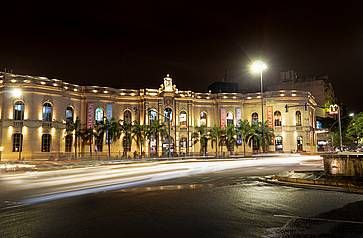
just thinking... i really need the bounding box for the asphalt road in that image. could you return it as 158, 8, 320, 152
1, 155, 363, 237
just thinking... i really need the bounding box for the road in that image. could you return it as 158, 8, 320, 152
1, 155, 363, 237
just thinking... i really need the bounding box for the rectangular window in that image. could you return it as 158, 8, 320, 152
42, 134, 51, 152
65, 135, 73, 152
12, 133, 23, 152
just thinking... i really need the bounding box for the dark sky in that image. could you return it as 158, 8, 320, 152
1, 2, 362, 111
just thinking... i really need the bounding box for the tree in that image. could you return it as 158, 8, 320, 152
119, 120, 133, 157
97, 118, 122, 158
209, 125, 223, 158
80, 127, 97, 158
132, 121, 146, 158
65, 116, 81, 158
145, 120, 167, 157
259, 121, 274, 152
247, 122, 274, 153
347, 112, 363, 146
236, 120, 254, 156
223, 124, 237, 155
192, 125, 209, 156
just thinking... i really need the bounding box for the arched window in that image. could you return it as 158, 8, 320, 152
12, 133, 23, 152
95, 107, 104, 123
65, 106, 74, 123
164, 108, 172, 123
13, 101, 24, 120
200, 112, 207, 126
65, 135, 73, 152
42, 102, 53, 122
179, 111, 187, 128
274, 111, 282, 126
148, 110, 157, 124
275, 136, 283, 151
252, 112, 259, 124
124, 110, 132, 124
296, 111, 302, 126
226, 112, 234, 126
41, 134, 51, 152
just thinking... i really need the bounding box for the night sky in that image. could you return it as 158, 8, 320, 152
0, 2, 362, 111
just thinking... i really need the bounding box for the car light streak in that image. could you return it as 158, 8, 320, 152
0, 156, 322, 206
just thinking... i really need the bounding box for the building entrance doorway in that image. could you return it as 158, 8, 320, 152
275, 136, 283, 152
162, 136, 174, 156
297, 136, 303, 152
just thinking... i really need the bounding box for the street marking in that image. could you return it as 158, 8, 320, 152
274, 214, 363, 225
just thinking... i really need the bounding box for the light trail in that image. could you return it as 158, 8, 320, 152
0, 155, 322, 206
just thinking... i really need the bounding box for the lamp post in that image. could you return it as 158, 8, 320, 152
329, 110, 354, 151
250, 60, 268, 152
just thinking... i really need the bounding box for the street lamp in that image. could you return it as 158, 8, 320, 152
329, 111, 354, 151
250, 60, 268, 151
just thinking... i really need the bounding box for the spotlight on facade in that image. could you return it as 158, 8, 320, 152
349, 113, 354, 117
11, 88, 22, 98
250, 60, 267, 74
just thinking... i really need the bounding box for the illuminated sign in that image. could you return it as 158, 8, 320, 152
267, 106, 273, 128
236, 107, 241, 125
106, 103, 112, 120
329, 104, 339, 115
220, 108, 226, 128
87, 103, 94, 128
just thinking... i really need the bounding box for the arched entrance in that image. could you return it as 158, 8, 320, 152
179, 137, 187, 156
162, 136, 174, 156
275, 136, 283, 152
297, 136, 303, 152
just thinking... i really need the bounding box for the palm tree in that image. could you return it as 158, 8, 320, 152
259, 121, 274, 152
248, 121, 274, 153
145, 121, 166, 157
65, 116, 81, 158
132, 121, 146, 158
97, 118, 122, 158
209, 125, 223, 158
192, 125, 209, 156
224, 124, 237, 155
119, 120, 133, 157
236, 120, 254, 157
80, 127, 97, 158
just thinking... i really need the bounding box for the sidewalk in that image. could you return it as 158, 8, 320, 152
263, 171, 363, 194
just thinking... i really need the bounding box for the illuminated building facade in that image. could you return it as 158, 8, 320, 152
0, 72, 317, 160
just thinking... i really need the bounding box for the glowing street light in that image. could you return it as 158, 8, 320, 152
250, 60, 267, 74
250, 60, 268, 152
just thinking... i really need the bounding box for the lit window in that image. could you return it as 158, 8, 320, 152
226, 112, 234, 126
41, 134, 51, 152
95, 107, 104, 123
12, 133, 23, 152
296, 111, 302, 126
65, 106, 74, 123
200, 112, 207, 126
42, 102, 52, 122
179, 111, 187, 128
14, 101, 24, 120
252, 113, 259, 124
164, 108, 172, 123
149, 110, 157, 124
274, 111, 282, 126
124, 110, 132, 124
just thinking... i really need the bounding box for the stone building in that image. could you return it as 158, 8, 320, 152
0, 72, 317, 160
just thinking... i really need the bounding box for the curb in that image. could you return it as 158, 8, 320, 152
260, 177, 363, 194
